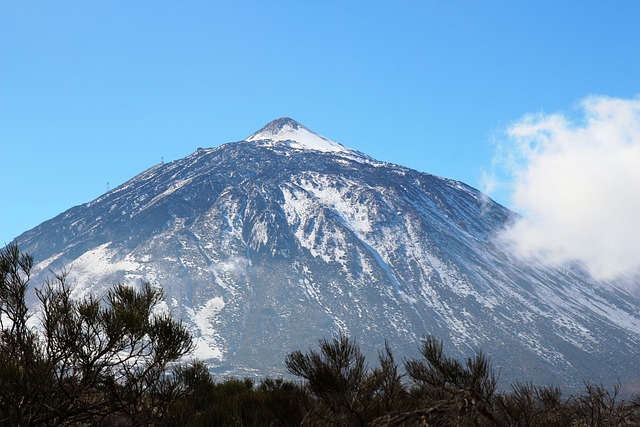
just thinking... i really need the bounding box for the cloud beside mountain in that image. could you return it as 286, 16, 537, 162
489, 95, 640, 282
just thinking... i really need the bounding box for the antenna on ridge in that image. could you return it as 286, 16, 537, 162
161, 156, 164, 164
106, 182, 110, 192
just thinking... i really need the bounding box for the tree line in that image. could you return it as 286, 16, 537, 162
2, 243, 639, 426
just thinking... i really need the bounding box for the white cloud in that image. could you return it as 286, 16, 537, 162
489, 95, 640, 281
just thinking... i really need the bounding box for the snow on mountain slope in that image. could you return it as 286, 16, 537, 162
12, 118, 640, 390
246, 117, 350, 154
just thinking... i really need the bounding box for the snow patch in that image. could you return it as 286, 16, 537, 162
59, 243, 146, 300
246, 118, 352, 154
186, 297, 226, 360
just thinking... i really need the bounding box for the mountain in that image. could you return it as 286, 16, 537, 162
13, 118, 640, 389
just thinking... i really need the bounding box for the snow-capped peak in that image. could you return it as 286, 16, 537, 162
245, 117, 351, 154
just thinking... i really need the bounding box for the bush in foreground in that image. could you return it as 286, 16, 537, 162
0, 243, 195, 426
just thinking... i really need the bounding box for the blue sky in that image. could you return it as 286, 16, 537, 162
2, 1, 640, 265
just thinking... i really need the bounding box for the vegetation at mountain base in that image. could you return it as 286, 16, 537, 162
0, 243, 195, 426
2, 244, 640, 426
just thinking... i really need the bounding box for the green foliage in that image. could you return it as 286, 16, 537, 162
394, 336, 501, 426
257, 377, 310, 427
0, 243, 195, 426
285, 335, 640, 427
169, 375, 308, 427
494, 381, 571, 426
568, 381, 640, 427
286, 333, 406, 426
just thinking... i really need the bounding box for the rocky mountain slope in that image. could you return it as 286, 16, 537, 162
13, 118, 640, 389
